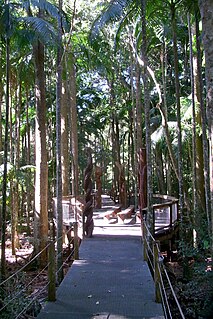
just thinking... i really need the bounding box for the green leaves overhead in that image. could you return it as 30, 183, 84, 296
19, 16, 57, 44
23, 0, 60, 20
90, 0, 133, 39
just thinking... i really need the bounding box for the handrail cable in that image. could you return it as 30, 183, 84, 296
0, 263, 49, 312
15, 284, 49, 319
0, 243, 51, 287
142, 198, 185, 319
0, 222, 76, 317
163, 265, 185, 319
158, 267, 172, 318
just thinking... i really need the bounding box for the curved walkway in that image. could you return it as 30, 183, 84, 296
38, 197, 165, 319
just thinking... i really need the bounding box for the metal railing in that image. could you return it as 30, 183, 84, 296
143, 220, 185, 319
0, 222, 80, 319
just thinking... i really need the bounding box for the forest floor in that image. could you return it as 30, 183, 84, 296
1, 239, 213, 318
164, 256, 213, 318
0, 237, 74, 319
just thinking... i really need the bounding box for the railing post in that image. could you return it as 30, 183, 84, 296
48, 240, 56, 301
153, 206, 155, 235
153, 241, 161, 303
143, 221, 148, 262
170, 203, 173, 227
73, 222, 79, 260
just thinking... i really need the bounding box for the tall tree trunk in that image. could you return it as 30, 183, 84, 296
25, 87, 32, 235
199, 0, 213, 259
69, 58, 79, 196
11, 81, 21, 255
188, 13, 197, 222
171, 1, 184, 217
110, 78, 120, 201
191, 15, 205, 214
61, 80, 69, 196
1, 21, 10, 279
56, 0, 63, 282
33, 39, 48, 266
195, 7, 211, 238
141, 0, 153, 232
155, 143, 166, 194
130, 51, 137, 207
135, 62, 143, 153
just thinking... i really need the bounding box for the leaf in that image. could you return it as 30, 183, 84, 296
18, 16, 57, 44
90, 0, 134, 39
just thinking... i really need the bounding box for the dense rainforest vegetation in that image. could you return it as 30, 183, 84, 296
0, 0, 213, 317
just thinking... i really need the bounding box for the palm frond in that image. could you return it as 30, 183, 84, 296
90, 0, 133, 39
30, 0, 59, 19
18, 16, 57, 44
114, 8, 136, 51
22, 0, 69, 32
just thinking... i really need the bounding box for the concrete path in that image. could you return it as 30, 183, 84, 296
37, 197, 165, 319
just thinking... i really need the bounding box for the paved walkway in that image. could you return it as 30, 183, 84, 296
37, 197, 165, 319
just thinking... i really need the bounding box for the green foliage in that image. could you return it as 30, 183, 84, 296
90, 0, 134, 40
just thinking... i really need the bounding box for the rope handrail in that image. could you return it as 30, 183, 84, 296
0, 221, 80, 318
0, 242, 51, 287
143, 217, 185, 319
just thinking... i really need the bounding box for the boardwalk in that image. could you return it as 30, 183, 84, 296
38, 197, 165, 319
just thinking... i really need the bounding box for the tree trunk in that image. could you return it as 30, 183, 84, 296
155, 143, 166, 194
56, 0, 63, 282
199, 0, 213, 258
61, 80, 69, 196
190, 16, 205, 213
33, 40, 48, 266
135, 62, 143, 152
171, 1, 184, 216
69, 58, 79, 196
141, 0, 153, 232
11, 81, 21, 255
25, 87, 32, 235
1, 28, 10, 279
138, 148, 147, 211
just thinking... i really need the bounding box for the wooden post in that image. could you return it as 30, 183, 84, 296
83, 148, 94, 237
73, 222, 79, 260
95, 166, 102, 209
143, 221, 148, 262
153, 241, 161, 303
48, 240, 56, 301
170, 203, 173, 227
153, 206, 155, 236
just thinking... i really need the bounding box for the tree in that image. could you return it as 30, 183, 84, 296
0, 0, 11, 279
198, 0, 213, 260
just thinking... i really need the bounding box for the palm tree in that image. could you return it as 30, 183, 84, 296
0, 0, 64, 268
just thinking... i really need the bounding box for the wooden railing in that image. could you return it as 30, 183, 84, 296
141, 194, 179, 236
52, 195, 84, 226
